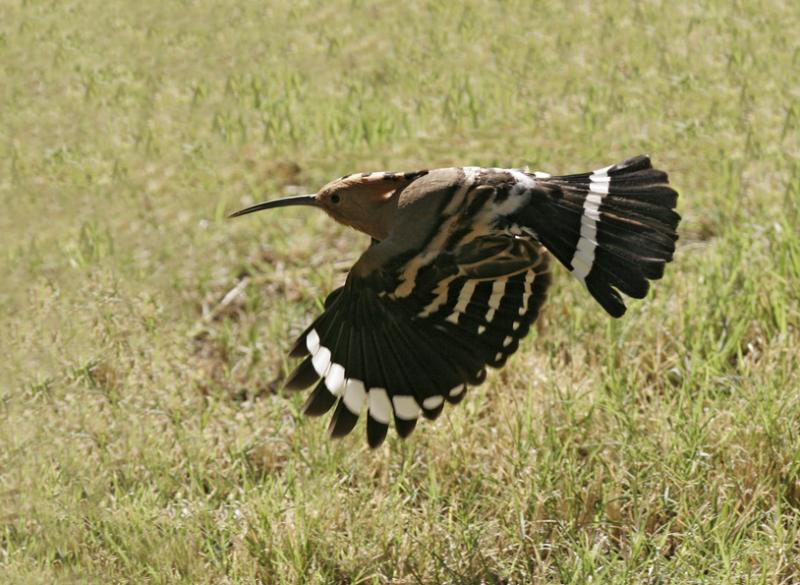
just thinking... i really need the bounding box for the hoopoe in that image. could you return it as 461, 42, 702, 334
231, 155, 680, 447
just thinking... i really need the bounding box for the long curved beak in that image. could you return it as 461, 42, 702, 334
228, 194, 318, 218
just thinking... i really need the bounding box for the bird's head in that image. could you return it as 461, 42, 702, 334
229, 171, 427, 241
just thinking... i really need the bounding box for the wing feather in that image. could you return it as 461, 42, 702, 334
282, 199, 551, 445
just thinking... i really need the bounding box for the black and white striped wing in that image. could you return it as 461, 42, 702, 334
284, 235, 551, 447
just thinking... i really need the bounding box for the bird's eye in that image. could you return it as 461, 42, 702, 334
331, 194, 341, 204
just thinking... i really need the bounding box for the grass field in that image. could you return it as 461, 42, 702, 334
2, 1, 800, 583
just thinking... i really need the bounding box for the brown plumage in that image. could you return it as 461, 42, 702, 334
230, 155, 679, 447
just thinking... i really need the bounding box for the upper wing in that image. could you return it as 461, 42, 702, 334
284, 234, 551, 447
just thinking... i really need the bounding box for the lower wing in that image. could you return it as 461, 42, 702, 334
283, 234, 551, 447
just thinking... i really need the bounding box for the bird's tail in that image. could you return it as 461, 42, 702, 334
517, 155, 680, 317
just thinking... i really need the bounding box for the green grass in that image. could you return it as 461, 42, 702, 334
2, 0, 800, 582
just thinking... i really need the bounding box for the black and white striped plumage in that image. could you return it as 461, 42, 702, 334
517, 155, 679, 317
235, 155, 679, 447
286, 236, 551, 446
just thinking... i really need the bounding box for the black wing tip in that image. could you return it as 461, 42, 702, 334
445, 385, 467, 404
421, 403, 444, 420
328, 401, 359, 438
367, 420, 388, 448
284, 357, 318, 391
302, 381, 337, 417
394, 416, 418, 439
288, 331, 310, 358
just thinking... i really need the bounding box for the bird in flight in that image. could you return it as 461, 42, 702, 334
230, 155, 679, 447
